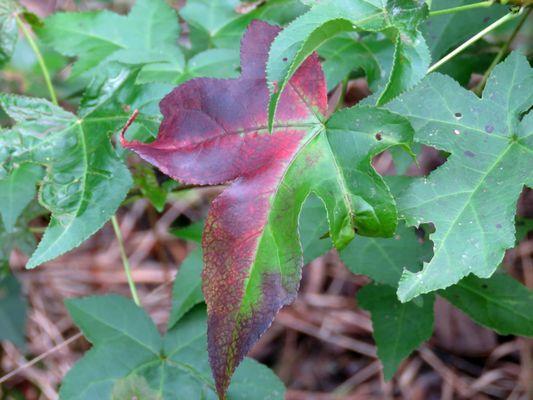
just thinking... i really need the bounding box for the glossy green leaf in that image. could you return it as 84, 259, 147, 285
39, 0, 181, 75
60, 296, 285, 400
358, 284, 434, 380
423, 0, 507, 59
0, 275, 27, 349
266, 0, 429, 128
388, 52, 533, 302
168, 248, 204, 329
0, 67, 167, 268
299, 195, 332, 264
440, 274, 533, 337
341, 222, 432, 286
0, 163, 42, 232
0, 0, 19, 66
133, 164, 167, 212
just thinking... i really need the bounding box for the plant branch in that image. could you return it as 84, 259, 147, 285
427, 9, 523, 74
429, 1, 495, 17
474, 7, 532, 95
14, 14, 58, 106
111, 215, 141, 306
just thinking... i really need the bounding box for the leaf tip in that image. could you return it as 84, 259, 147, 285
119, 109, 140, 147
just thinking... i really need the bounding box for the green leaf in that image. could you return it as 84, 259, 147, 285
168, 248, 204, 329
388, 52, 533, 302
133, 164, 167, 212
340, 222, 432, 286
317, 34, 381, 91
422, 0, 507, 59
60, 296, 285, 400
39, 0, 181, 76
0, 274, 27, 349
171, 221, 204, 244
0, 0, 19, 66
440, 274, 533, 337
0, 163, 43, 232
266, 0, 429, 128
358, 284, 434, 380
181, 0, 308, 52
136, 48, 240, 85
299, 195, 332, 264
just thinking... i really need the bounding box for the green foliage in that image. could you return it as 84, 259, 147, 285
388, 52, 532, 302
0, 0, 19, 66
0, 274, 27, 349
61, 294, 286, 399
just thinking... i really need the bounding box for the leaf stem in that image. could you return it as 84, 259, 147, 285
474, 7, 532, 95
428, 1, 495, 17
14, 13, 58, 106
427, 9, 522, 74
111, 215, 141, 306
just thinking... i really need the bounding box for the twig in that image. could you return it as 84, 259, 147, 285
429, 1, 495, 17
475, 7, 532, 95
111, 215, 141, 306
14, 14, 58, 106
427, 9, 523, 73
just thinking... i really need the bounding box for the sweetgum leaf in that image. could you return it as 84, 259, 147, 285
358, 284, 434, 380
0, 274, 27, 349
266, 0, 429, 128
388, 52, 533, 302
0, 68, 164, 268
121, 21, 414, 397
0, 0, 19, 66
61, 296, 285, 400
39, 0, 181, 76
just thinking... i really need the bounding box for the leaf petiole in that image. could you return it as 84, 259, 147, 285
111, 215, 141, 306
427, 9, 523, 74
14, 13, 58, 106
428, 1, 495, 17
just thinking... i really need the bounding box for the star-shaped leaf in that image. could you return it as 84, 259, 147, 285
121, 21, 414, 397
61, 295, 285, 400
388, 52, 533, 302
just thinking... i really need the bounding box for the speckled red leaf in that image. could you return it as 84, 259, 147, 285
121, 20, 412, 399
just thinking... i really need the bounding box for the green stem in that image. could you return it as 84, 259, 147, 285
474, 7, 532, 95
14, 13, 58, 106
429, 1, 495, 17
111, 215, 141, 306
427, 9, 522, 74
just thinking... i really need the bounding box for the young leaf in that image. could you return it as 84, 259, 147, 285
266, 0, 429, 128
0, 163, 42, 232
440, 274, 533, 337
61, 295, 285, 400
168, 248, 204, 329
0, 274, 27, 349
0, 0, 19, 66
388, 52, 533, 302
121, 21, 414, 397
358, 284, 434, 380
39, 0, 181, 76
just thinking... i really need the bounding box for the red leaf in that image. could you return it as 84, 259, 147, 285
122, 20, 327, 398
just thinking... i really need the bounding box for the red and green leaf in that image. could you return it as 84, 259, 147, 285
121, 20, 413, 398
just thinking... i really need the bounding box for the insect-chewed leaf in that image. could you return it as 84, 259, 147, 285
121, 20, 414, 397
388, 52, 533, 302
